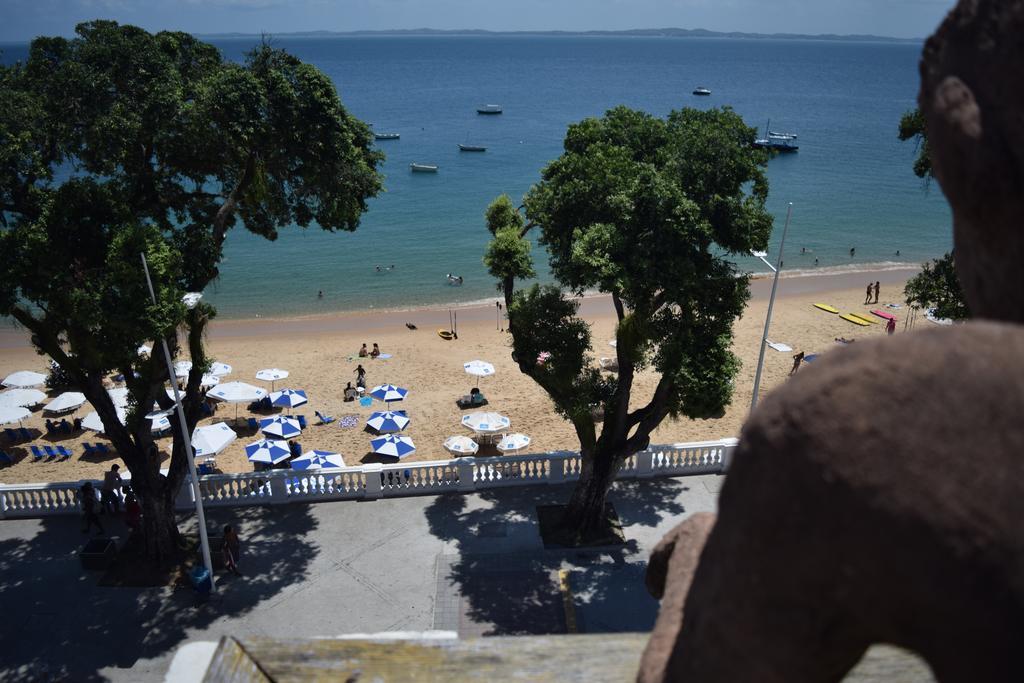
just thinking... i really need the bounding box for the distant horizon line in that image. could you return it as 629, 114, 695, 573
194, 27, 922, 44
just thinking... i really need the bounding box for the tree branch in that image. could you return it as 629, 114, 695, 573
212, 153, 257, 249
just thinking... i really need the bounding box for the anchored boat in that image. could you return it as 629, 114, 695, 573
458, 144, 487, 152
692, 87, 712, 96
410, 163, 438, 173
374, 132, 400, 140
476, 104, 502, 115
753, 120, 799, 153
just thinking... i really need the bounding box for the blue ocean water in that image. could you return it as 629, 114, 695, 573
2, 35, 951, 318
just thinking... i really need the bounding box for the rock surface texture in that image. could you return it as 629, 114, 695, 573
638, 1, 1024, 681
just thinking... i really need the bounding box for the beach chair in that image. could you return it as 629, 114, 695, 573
296, 415, 307, 429
30, 445, 46, 462
83, 442, 95, 456
57, 446, 73, 459
43, 445, 59, 459
95, 443, 111, 456
315, 411, 336, 425
289, 441, 302, 458
247, 417, 259, 432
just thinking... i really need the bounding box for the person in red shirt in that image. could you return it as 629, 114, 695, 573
124, 490, 142, 534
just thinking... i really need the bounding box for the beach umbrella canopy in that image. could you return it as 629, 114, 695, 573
291, 449, 345, 470
43, 391, 86, 413
150, 414, 172, 433
370, 434, 416, 460
2, 371, 46, 388
270, 389, 309, 409
0, 406, 31, 426
208, 382, 267, 403
192, 422, 237, 458
210, 362, 233, 377
82, 409, 124, 433
461, 411, 511, 435
497, 433, 532, 454
366, 410, 410, 433
260, 415, 301, 440
199, 373, 221, 388
107, 387, 130, 409
463, 360, 495, 378
443, 435, 479, 456
368, 384, 408, 404
245, 438, 292, 464
1, 388, 47, 408
173, 360, 193, 378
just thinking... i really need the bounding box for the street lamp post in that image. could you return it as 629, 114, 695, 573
750, 202, 793, 413
140, 254, 216, 593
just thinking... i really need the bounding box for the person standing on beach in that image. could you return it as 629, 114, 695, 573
865, 283, 873, 304
886, 318, 896, 336
790, 352, 805, 376
874, 281, 881, 304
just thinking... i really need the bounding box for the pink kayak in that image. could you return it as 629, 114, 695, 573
871, 309, 897, 321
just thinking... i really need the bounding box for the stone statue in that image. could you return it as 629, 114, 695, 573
638, 2, 1024, 681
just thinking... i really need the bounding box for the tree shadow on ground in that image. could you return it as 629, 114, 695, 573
423, 478, 689, 636
0, 502, 319, 682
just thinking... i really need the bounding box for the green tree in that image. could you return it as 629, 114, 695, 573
904, 253, 969, 321
0, 21, 382, 560
484, 106, 772, 541
897, 109, 967, 320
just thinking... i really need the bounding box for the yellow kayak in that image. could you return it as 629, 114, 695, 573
814, 303, 840, 314
840, 313, 870, 327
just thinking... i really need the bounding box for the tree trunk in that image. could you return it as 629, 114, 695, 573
139, 484, 181, 560
564, 448, 622, 542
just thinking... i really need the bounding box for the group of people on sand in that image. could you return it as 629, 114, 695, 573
359, 342, 381, 359
864, 281, 881, 304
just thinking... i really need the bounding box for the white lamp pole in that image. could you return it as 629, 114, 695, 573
140, 254, 216, 593
750, 202, 793, 413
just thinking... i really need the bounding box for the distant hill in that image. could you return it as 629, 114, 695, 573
200, 27, 921, 44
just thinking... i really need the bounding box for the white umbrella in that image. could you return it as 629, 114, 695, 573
0, 388, 47, 408
138, 344, 152, 356
192, 422, 237, 458
208, 381, 268, 419
255, 368, 289, 391
44, 391, 86, 413
461, 411, 511, 435
463, 360, 495, 378
82, 409, 125, 433
199, 373, 221, 388
443, 435, 479, 456
210, 362, 233, 376
0, 406, 30, 427
173, 360, 193, 378
107, 387, 130, 409
497, 432, 531, 454
3, 371, 46, 388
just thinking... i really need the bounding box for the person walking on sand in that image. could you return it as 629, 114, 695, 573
874, 281, 881, 304
222, 525, 242, 576
790, 351, 805, 376
886, 318, 896, 336
80, 482, 104, 534
355, 364, 366, 388
865, 283, 873, 304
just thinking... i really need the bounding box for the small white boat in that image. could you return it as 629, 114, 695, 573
374, 132, 400, 140
477, 104, 502, 115
692, 87, 712, 96
410, 163, 438, 173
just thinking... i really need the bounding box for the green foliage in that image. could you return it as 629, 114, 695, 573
904, 252, 969, 321
485, 193, 523, 235
898, 108, 933, 180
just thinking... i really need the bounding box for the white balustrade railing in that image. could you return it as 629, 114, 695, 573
0, 438, 738, 519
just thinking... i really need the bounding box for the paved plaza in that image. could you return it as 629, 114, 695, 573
0, 476, 720, 681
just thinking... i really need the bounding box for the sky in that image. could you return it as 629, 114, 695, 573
0, 0, 956, 43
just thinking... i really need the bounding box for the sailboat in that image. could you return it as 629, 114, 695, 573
753, 120, 799, 153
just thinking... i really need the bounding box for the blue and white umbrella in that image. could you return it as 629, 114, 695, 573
370, 434, 416, 460
245, 438, 292, 464
270, 388, 308, 409
443, 435, 479, 455
497, 432, 532, 454
366, 410, 410, 433
291, 449, 345, 470
368, 384, 408, 405
260, 415, 301, 440
461, 411, 511, 435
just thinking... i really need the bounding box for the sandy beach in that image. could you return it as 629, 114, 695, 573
0, 267, 920, 485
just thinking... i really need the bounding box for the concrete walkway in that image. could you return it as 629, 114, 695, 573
0, 476, 720, 681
